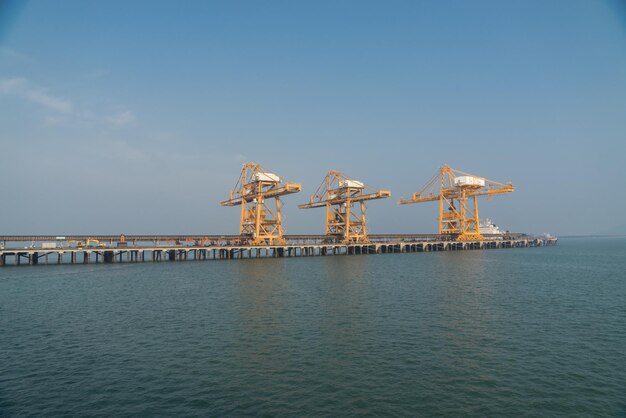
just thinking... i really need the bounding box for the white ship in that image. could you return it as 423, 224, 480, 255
479, 218, 506, 235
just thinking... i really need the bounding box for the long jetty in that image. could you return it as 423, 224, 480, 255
0, 234, 557, 267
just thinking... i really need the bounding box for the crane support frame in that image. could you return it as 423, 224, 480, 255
220, 163, 301, 245
398, 165, 514, 241
299, 170, 390, 244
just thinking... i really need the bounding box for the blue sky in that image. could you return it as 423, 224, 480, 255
1, 0, 625, 236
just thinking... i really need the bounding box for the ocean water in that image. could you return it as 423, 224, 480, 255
1, 238, 625, 417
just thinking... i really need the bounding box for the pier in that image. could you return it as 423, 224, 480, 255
0, 234, 557, 267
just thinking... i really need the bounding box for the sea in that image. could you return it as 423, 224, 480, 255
1, 237, 625, 417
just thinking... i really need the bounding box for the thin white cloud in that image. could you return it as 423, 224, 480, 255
108, 140, 149, 162
107, 110, 135, 127
0, 77, 72, 113
43, 115, 65, 126
84, 69, 110, 80
1, 76, 137, 128
0, 47, 31, 62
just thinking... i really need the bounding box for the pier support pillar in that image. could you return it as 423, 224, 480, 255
103, 251, 114, 263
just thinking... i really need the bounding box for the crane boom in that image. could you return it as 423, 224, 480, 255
220, 183, 301, 206
299, 190, 390, 209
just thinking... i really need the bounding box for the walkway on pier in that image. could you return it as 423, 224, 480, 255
0, 237, 557, 267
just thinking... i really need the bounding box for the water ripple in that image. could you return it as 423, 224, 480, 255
1, 238, 626, 416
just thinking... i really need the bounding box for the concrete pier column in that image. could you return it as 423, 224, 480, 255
0, 254, 5, 266
30, 252, 38, 265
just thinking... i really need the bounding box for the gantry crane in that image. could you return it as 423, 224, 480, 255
398, 165, 514, 241
220, 163, 301, 245
298, 171, 390, 244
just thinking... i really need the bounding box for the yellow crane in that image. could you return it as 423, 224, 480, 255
67, 239, 107, 248
220, 163, 301, 245
299, 170, 390, 244
398, 164, 514, 241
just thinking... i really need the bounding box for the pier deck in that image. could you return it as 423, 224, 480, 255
0, 235, 557, 267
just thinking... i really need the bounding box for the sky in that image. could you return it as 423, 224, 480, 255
1, 0, 625, 236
